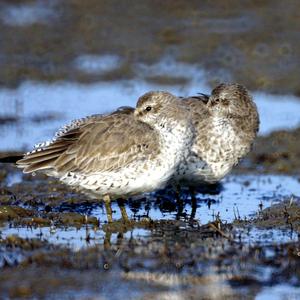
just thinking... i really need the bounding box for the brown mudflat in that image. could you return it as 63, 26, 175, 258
0, 126, 300, 298
1, 0, 300, 95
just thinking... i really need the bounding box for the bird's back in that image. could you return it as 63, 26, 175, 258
178, 85, 259, 184
17, 107, 159, 178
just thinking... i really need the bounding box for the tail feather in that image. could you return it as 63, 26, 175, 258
17, 152, 64, 165
23, 158, 58, 173
4, 114, 91, 175
18, 145, 70, 161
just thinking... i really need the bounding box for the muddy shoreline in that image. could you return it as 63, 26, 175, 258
0, 0, 300, 296
0, 127, 299, 299
1, 0, 300, 95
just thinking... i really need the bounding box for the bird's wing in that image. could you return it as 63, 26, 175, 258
180, 93, 210, 104
181, 95, 211, 123
193, 93, 210, 103
17, 108, 159, 175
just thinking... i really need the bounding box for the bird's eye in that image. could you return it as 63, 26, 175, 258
215, 98, 220, 102
145, 106, 152, 112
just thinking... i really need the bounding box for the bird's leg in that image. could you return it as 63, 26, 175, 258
117, 198, 129, 223
175, 184, 181, 200
189, 187, 197, 221
103, 195, 113, 223
175, 184, 184, 219
104, 230, 112, 250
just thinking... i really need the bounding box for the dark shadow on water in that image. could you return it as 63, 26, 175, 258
193, 182, 224, 195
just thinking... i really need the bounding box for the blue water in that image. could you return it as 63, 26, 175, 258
1, 174, 299, 250
0, 59, 299, 151
0, 58, 299, 299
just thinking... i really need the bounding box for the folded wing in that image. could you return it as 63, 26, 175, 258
17, 107, 159, 176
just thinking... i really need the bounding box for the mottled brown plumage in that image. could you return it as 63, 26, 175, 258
17, 91, 193, 199
177, 83, 259, 185
16, 84, 259, 201
18, 108, 159, 175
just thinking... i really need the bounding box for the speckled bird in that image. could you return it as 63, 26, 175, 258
6, 84, 259, 220
16, 91, 194, 207
176, 83, 259, 186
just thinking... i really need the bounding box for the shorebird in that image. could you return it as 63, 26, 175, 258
0, 84, 258, 220
177, 83, 259, 187
16, 91, 194, 221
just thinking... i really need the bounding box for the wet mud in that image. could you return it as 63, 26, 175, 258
244, 127, 300, 174
0, 126, 300, 299
0, 1, 300, 298
1, 0, 300, 94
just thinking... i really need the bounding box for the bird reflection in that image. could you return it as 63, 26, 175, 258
99, 184, 223, 249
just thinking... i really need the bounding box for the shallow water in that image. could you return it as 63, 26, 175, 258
0, 1, 58, 27
235, 227, 298, 246
0, 225, 105, 251
0, 59, 300, 150
1, 222, 297, 253
1, 174, 298, 251
0, 175, 300, 300
0, 68, 299, 299
91, 174, 299, 225
256, 284, 300, 300
0, 1, 300, 298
